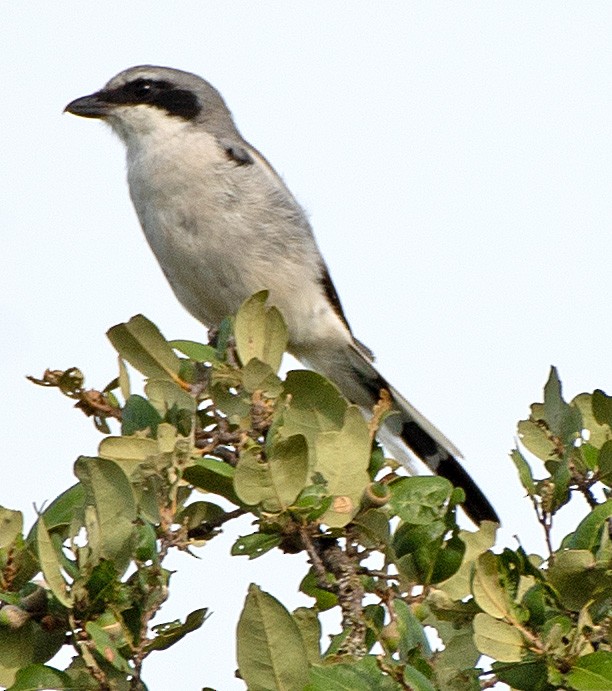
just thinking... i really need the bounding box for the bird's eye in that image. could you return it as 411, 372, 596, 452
131, 79, 154, 99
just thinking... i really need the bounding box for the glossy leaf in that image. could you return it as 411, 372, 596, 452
234, 291, 288, 373
0, 508, 22, 550
510, 449, 536, 496
393, 599, 431, 660
7, 664, 72, 690
107, 315, 181, 381
183, 457, 240, 506
74, 457, 137, 571
307, 655, 402, 691
231, 533, 282, 559
274, 370, 347, 451
565, 651, 612, 690
145, 379, 196, 418
388, 476, 453, 524
439, 521, 497, 600
547, 549, 612, 611
471, 552, 512, 619
237, 584, 309, 691
121, 394, 162, 436
562, 500, 612, 550
292, 607, 321, 665
234, 436, 308, 512
146, 608, 209, 652
36, 517, 71, 607
170, 339, 218, 363
314, 406, 370, 527
472, 612, 524, 662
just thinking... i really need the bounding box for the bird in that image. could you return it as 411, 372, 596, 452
65, 65, 498, 525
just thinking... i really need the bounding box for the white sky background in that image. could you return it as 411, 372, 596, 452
2, 2, 612, 689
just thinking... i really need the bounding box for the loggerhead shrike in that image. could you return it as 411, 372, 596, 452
65, 65, 498, 524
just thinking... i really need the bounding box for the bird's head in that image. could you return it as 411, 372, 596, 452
65, 65, 236, 143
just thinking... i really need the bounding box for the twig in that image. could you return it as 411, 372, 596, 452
69, 613, 111, 691
298, 525, 331, 590
356, 567, 400, 581
319, 539, 367, 657
530, 496, 554, 562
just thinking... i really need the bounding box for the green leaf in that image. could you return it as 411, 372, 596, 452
472, 612, 524, 662
231, 532, 282, 559
0, 622, 66, 688
74, 457, 137, 571
27, 484, 85, 542
592, 389, 612, 428
432, 630, 481, 690
145, 379, 196, 418
517, 419, 556, 461
307, 656, 402, 691
300, 571, 338, 611
402, 665, 436, 691
596, 442, 612, 486
352, 509, 391, 549
36, 517, 72, 607
393, 599, 431, 660
0, 508, 23, 550
292, 608, 321, 665
510, 449, 536, 496
574, 392, 610, 448
565, 651, 612, 690
491, 658, 550, 691
543, 367, 566, 433
183, 457, 240, 506
393, 520, 447, 583
563, 500, 612, 550
542, 366, 582, 443
234, 436, 309, 512
547, 549, 612, 611
170, 339, 218, 363
429, 533, 466, 584
146, 608, 209, 653
121, 394, 163, 436
388, 476, 453, 524
314, 407, 371, 528
7, 663, 72, 690
85, 620, 131, 673
117, 356, 130, 401
439, 521, 497, 600
98, 435, 159, 476
210, 380, 252, 423
242, 358, 282, 396
107, 315, 181, 381
237, 584, 310, 691
291, 485, 334, 521
274, 370, 347, 450
234, 291, 288, 373
176, 501, 226, 532
471, 552, 512, 619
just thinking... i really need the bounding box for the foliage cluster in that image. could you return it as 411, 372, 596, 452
1, 292, 611, 689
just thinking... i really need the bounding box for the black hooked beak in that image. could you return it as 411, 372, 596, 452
64, 91, 113, 118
